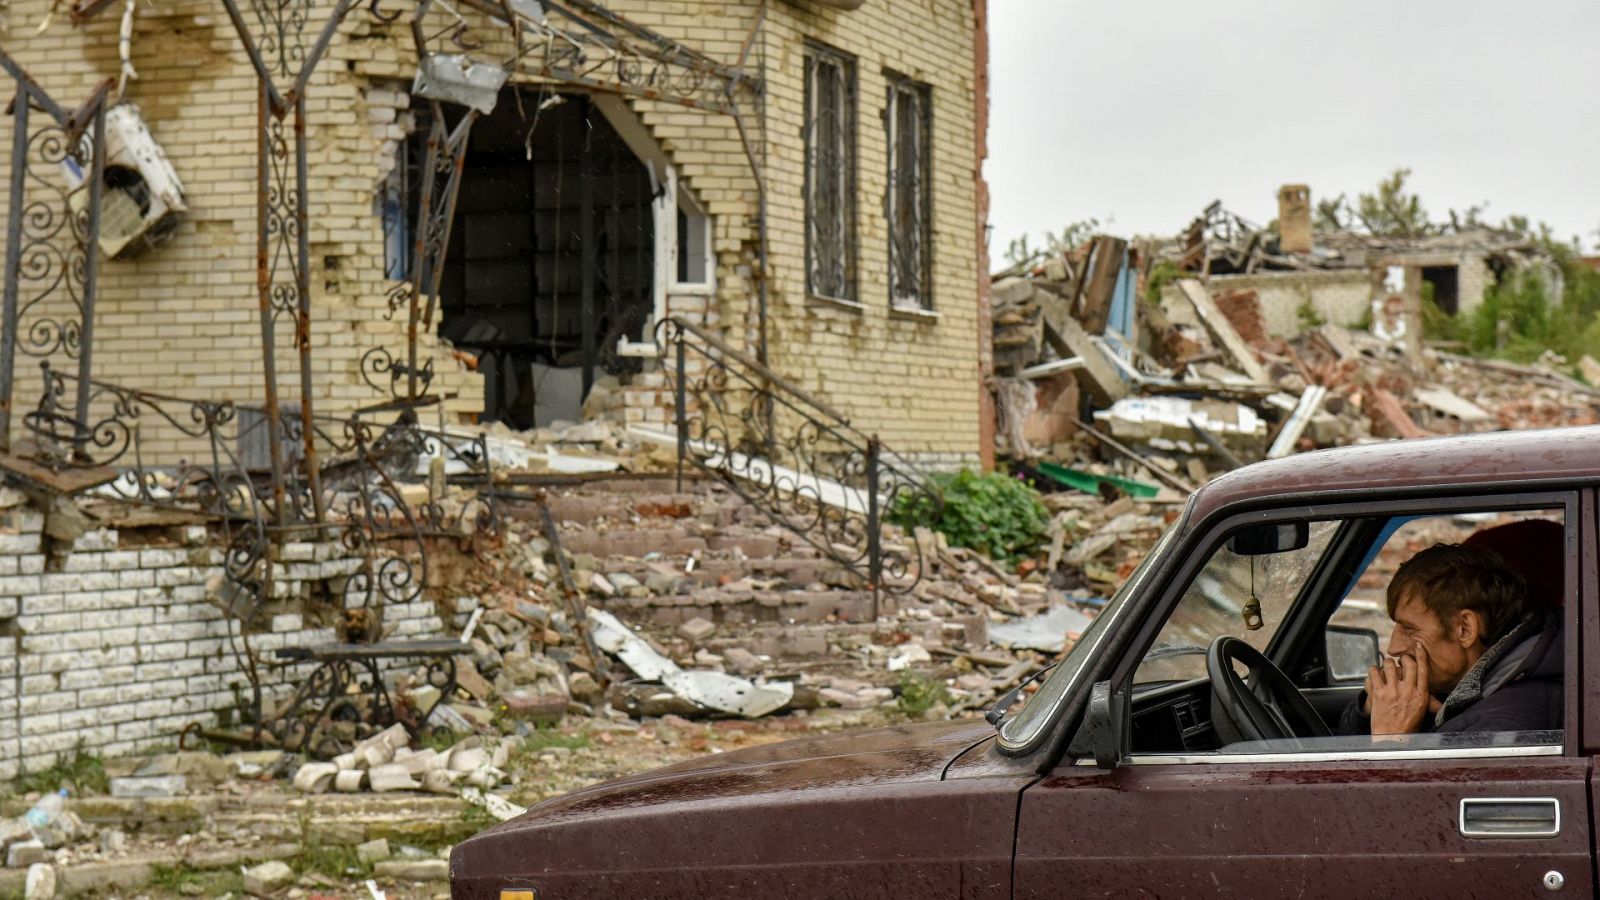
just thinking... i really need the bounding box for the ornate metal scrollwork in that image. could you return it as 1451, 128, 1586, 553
656, 318, 941, 611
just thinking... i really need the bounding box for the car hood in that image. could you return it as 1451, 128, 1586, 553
450, 719, 995, 891
506, 718, 989, 825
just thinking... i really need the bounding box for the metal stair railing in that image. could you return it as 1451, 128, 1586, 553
655, 317, 941, 617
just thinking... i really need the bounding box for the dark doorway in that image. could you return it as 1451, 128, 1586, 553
412, 91, 656, 429
1421, 264, 1459, 316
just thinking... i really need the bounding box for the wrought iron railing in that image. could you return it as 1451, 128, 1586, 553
656, 318, 940, 616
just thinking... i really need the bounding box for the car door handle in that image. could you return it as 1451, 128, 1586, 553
1459, 797, 1561, 838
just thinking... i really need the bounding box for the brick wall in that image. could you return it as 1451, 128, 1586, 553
755, 1, 982, 459
1164, 270, 1373, 338
0, 507, 444, 778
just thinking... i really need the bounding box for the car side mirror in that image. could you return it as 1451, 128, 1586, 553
1228, 522, 1309, 556
1067, 680, 1125, 769
1326, 624, 1381, 682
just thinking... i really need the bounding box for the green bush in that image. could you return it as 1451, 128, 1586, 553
890, 469, 1048, 564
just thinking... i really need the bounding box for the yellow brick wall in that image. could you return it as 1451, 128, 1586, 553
755, 0, 980, 461
0, 0, 980, 462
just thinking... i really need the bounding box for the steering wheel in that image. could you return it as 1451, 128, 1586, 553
1206, 636, 1331, 745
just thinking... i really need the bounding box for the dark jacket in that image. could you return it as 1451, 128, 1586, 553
1335, 610, 1563, 736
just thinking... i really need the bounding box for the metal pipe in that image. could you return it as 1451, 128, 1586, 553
674, 334, 686, 492
293, 95, 326, 522
866, 435, 880, 621
0, 92, 28, 453
71, 99, 107, 457
730, 105, 768, 368
406, 112, 446, 403
422, 111, 475, 330
579, 101, 596, 398
255, 82, 287, 527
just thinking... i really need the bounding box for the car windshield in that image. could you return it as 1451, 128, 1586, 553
1134, 520, 1340, 685
998, 515, 1183, 751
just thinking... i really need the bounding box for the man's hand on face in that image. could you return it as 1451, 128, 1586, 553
1366, 648, 1441, 735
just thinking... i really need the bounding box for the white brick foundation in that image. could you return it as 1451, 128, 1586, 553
0, 511, 447, 779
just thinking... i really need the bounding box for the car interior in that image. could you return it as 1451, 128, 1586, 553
1124, 507, 1567, 757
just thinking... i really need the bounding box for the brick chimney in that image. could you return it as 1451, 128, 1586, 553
1278, 184, 1312, 255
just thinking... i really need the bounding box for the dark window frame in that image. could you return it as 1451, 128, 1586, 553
885, 71, 932, 311
803, 41, 858, 304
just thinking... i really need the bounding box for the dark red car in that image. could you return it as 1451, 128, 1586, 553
452, 427, 1597, 899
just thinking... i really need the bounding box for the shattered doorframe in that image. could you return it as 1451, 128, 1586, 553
436, 0, 773, 363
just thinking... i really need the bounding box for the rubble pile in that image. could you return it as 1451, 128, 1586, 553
337, 472, 1172, 761
289, 724, 515, 797
990, 228, 1600, 490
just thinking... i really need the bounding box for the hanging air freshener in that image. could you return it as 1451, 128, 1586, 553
1242, 556, 1264, 631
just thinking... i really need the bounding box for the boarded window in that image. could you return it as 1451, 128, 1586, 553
804, 43, 857, 302
886, 74, 932, 310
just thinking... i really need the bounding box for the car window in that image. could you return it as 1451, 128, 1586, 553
1328, 510, 1566, 662
1135, 520, 1339, 685
1131, 503, 1571, 762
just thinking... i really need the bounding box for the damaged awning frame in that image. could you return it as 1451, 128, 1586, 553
0, 47, 113, 480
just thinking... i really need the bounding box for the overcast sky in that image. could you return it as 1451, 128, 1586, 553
986, 0, 1600, 258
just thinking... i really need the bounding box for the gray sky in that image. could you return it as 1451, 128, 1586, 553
987, 0, 1600, 258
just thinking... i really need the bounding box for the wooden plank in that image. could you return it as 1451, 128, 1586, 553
1019, 357, 1084, 380
1176, 279, 1271, 384
1267, 384, 1328, 459
1077, 236, 1127, 335
1371, 388, 1432, 440
1036, 289, 1127, 405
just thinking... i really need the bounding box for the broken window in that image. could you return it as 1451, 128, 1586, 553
804, 42, 857, 303
886, 73, 932, 310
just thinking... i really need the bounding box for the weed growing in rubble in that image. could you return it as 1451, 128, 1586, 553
294, 841, 370, 879
13, 745, 107, 797
896, 672, 952, 719
149, 864, 244, 897
890, 469, 1048, 565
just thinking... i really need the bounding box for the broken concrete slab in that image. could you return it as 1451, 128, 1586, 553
108, 775, 187, 798
374, 859, 450, 882
242, 859, 294, 897
356, 838, 391, 865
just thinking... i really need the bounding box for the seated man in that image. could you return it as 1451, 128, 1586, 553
1337, 543, 1562, 736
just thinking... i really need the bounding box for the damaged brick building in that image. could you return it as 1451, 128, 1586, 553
0, 0, 990, 463
0, 0, 995, 776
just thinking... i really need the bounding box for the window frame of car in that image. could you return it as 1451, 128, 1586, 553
1066, 488, 1581, 768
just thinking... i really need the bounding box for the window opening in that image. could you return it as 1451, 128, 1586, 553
676, 187, 711, 286
886, 74, 931, 310
804, 42, 857, 303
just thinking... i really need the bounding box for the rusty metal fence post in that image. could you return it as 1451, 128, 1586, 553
0, 90, 28, 453
866, 435, 881, 621
674, 332, 687, 493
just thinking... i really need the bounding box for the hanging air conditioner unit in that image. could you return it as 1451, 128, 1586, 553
62, 103, 187, 259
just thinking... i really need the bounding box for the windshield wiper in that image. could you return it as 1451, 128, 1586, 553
986, 662, 1060, 727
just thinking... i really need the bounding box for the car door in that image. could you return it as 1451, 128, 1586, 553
1014, 492, 1592, 899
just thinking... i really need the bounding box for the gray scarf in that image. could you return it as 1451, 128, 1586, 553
1434, 611, 1543, 728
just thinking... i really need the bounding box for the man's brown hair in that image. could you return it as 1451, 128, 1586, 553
1386, 543, 1527, 643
